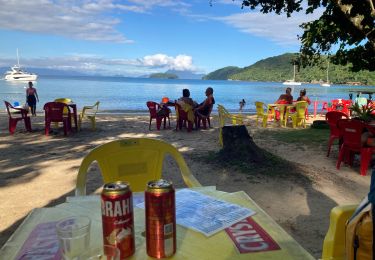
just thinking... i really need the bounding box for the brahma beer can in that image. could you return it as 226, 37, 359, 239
145, 179, 176, 258
101, 181, 135, 259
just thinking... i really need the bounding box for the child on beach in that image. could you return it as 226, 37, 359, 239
239, 99, 246, 112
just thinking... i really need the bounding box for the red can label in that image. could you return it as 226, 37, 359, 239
145, 182, 176, 258
101, 183, 135, 259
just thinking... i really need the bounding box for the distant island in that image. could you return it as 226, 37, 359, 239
204, 53, 375, 85
149, 73, 178, 79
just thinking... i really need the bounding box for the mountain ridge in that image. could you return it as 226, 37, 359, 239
204, 53, 375, 85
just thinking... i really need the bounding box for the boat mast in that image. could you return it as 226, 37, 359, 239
293, 64, 296, 82
16, 48, 20, 67
326, 61, 329, 83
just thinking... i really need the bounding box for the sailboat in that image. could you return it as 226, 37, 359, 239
321, 61, 331, 87
4, 49, 38, 81
283, 64, 301, 86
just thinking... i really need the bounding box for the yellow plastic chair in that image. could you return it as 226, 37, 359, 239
78, 101, 100, 131
321, 204, 357, 260
54, 98, 72, 104
287, 101, 309, 128
217, 104, 243, 146
75, 138, 202, 195
255, 101, 269, 127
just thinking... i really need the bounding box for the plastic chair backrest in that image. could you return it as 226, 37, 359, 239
75, 138, 201, 195
326, 111, 349, 136
175, 102, 188, 120
54, 98, 72, 104
92, 101, 100, 114
4, 100, 27, 119
337, 119, 365, 150
4, 101, 14, 118
294, 101, 309, 118
85, 101, 100, 115
44, 102, 70, 122
255, 101, 266, 116
217, 105, 226, 127
146, 101, 159, 118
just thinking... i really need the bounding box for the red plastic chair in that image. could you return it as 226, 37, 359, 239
325, 111, 349, 157
146, 101, 170, 130
175, 102, 193, 132
336, 119, 375, 176
195, 104, 213, 129
43, 102, 72, 136
4, 101, 32, 134
328, 99, 352, 116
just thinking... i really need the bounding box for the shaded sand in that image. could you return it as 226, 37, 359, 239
0, 112, 370, 258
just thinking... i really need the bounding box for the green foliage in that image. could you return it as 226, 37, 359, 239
205, 53, 375, 85
350, 103, 375, 122
149, 73, 178, 79
203, 66, 242, 80
240, 1, 375, 72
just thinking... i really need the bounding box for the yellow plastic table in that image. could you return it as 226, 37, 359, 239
267, 103, 295, 127
0, 187, 314, 259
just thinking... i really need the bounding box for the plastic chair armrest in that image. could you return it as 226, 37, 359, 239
321, 204, 357, 260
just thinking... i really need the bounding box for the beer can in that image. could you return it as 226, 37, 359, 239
101, 181, 135, 259
145, 179, 176, 258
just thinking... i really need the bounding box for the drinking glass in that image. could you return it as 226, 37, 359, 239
56, 216, 91, 260
80, 245, 120, 260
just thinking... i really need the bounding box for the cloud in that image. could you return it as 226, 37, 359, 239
140, 54, 195, 71
0, 0, 189, 43
216, 11, 322, 45
0, 53, 197, 76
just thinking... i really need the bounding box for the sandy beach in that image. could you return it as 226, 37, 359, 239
0, 112, 370, 258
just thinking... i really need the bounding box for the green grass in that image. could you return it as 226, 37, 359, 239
261, 128, 329, 146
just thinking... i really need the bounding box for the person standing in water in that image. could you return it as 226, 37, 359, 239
26, 81, 39, 116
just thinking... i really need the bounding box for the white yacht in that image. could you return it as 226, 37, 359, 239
283, 64, 301, 86
4, 50, 38, 81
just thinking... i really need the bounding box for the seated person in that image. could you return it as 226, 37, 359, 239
177, 89, 196, 107
274, 87, 293, 120
194, 87, 215, 117
297, 89, 311, 105
277, 87, 293, 104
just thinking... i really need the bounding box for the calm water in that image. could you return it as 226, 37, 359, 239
1, 76, 374, 113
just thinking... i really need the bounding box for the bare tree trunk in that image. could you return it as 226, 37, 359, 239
219, 125, 266, 163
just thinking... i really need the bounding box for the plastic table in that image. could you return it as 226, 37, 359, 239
0, 187, 314, 259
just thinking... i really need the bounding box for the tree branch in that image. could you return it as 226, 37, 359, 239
333, 0, 375, 50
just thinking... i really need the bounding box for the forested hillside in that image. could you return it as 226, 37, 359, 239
204, 53, 375, 85
202, 66, 242, 80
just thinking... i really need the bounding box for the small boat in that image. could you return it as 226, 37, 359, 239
320, 60, 330, 87
283, 64, 301, 86
4, 49, 38, 81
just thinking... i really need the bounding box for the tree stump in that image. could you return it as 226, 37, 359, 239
218, 125, 266, 163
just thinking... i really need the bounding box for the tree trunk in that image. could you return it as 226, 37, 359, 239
219, 125, 266, 163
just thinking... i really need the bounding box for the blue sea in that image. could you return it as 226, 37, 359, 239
1, 75, 374, 114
